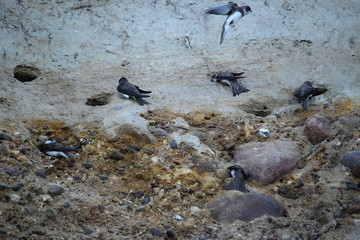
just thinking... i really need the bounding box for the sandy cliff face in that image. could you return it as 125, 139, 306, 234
0, 1, 360, 239
0, 0, 359, 125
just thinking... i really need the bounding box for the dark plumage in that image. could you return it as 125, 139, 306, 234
206, 2, 252, 44
40, 138, 81, 158
224, 165, 249, 192
117, 77, 151, 106
299, 81, 315, 111
211, 72, 249, 96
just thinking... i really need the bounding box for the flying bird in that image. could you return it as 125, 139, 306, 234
211, 72, 249, 96
205, 2, 252, 44
40, 138, 82, 159
299, 81, 315, 111
117, 77, 151, 106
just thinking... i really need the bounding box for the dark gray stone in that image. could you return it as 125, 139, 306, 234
234, 140, 301, 185
208, 191, 285, 223
35, 169, 47, 179
141, 195, 151, 205
0, 132, 13, 141
48, 185, 64, 196
150, 228, 163, 237
5, 167, 21, 177
32, 226, 46, 235
86, 92, 113, 106
107, 151, 124, 161
169, 139, 178, 149
82, 226, 93, 235
341, 151, 360, 178
303, 115, 332, 144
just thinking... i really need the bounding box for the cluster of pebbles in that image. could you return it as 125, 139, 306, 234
0, 99, 359, 239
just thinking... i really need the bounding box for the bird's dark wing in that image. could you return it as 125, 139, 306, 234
205, 3, 234, 15
42, 143, 81, 152
135, 85, 152, 94
117, 82, 144, 98
231, 72, 245, 76
222, 80, 249, 96
225, 178, 249, 192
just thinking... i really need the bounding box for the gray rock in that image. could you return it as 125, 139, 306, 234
169, 139, 178, 149
107, 151, 124, 161
153, 128, 168, 136
82, 226, 93, 235
208, 191, 285, 223
85, 92, 114, 106
150, 228, 163, 237
32, 226, 46, 235
341, 151, 360, 178
35, 169, 47, 179
47, 185, 64, 196
117, 123, 156, 144
337, 117, 360, 129
5, 167, 21, 177
234, 140, 301, 185
303, 115, 332, 144
189, 153, 218, 173
0, 132, 13, 141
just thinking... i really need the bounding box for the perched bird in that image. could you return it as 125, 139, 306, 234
40, 138, 82, 159
117, 77, 151, 106
224, 165, 249, 192
205, 2, 252, 44
211, 72, 249, 96
299, 81, 315, 111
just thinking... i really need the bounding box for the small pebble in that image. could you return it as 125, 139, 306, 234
0, 184, 11, 190
83, 163, 93, 169
11, 183, 23, 191
153, 128, 168, 136
98, 175, 109, 181
35, 169, 47, 179
190, 206, 201, 216
98, 204, 105, 213
136, 207, 147, 212
5, 167, 21, 177
128, 145, 140, 152
166, 229, 176, 239
63, 202, 72, 207
34, 187, 44, 194
141, 195, 151, 205
0, 132, 13, 141
48, 185, 64, 196
82, 226, 94, 235
23, 191, 32, 200
150, 228, 163, 237
9, 194, 21, 202
173, 215, 183, 221
108, 152, 124, 161
295, 178, 304, 188
134, 191, 144, 198
169, 139, 178, 149
32, 226, 46, 235
144, 148, 156, 155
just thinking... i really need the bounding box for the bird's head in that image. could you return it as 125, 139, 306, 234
244, 6, 252, 14
45, 137, 56, 144
119, 77, 128, 84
